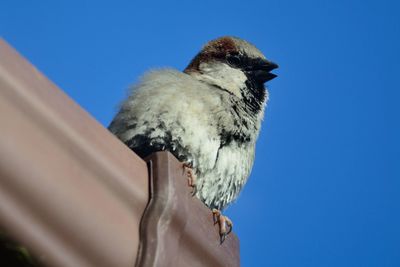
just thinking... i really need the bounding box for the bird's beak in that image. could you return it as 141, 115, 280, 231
247, 59, 278, 83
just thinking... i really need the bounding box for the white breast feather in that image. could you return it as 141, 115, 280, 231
111, 68, 264, 209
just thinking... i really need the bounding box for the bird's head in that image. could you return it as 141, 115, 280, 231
184, 36, 278, 113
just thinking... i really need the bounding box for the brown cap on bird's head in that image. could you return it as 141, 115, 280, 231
185, 36, 278, 83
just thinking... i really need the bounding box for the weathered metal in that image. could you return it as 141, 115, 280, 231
136, 152, 240, 267
0, 39, 148, 267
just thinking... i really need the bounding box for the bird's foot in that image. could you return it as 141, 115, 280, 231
183, 163, 197, 196
212, 209, 233, 244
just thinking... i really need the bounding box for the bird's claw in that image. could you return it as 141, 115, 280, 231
183, 163, 197, 196
212, 209, 233, 244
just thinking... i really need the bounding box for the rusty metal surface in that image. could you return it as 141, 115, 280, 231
0, 39, 149, 267
137, 152, 240, 267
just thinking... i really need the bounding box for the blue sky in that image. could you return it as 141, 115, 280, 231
1, 0, 399, 266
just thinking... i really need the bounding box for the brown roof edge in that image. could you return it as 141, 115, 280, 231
0, 38, 149, 267
136, 152, 240, 267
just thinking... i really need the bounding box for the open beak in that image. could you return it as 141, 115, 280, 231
247, 59, 278, 83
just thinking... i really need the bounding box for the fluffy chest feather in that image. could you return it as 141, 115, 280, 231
109, 69, 265, 210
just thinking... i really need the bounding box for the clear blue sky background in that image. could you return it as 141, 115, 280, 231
1, 0, 399, 266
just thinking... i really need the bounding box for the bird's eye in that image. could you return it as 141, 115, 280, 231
227, 54, 241, 66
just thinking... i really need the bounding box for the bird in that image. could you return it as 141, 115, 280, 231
108, 36, 278, 241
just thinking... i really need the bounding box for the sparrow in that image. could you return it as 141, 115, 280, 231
109, 36, 278, 240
